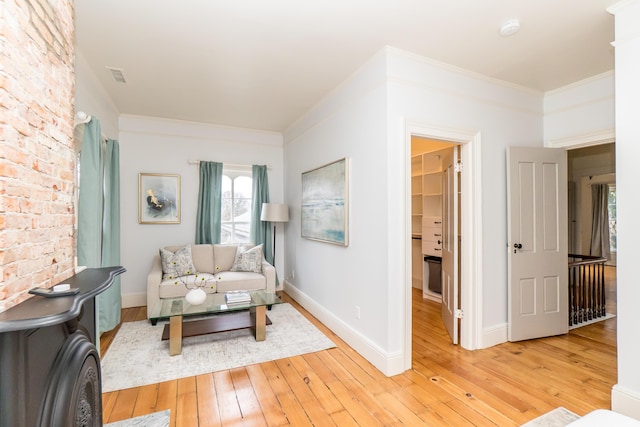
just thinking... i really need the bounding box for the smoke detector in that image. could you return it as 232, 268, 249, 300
499, 19, 520, 37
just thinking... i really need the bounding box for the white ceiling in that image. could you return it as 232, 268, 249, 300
75, 1, 617, 132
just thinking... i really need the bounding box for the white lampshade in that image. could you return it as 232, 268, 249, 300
260, 203, 289, 222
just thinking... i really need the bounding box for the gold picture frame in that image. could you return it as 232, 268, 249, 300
138, 173, 181, 224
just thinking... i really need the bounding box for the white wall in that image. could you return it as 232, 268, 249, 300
283, 47, 544, 375
610, 0, 640, 419
118, 115, 284, 306
283, 51, 393, 371
386, 48, 543, 340
74, 51, 120, 139
543, 72, 615, 147
542, 66, 615, 257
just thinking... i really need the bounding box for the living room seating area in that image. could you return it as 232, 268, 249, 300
146, 243, 276, 322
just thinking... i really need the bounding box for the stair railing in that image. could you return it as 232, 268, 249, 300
568, 254, 607, 326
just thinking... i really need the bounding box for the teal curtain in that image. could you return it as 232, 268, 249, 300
195, 161, 223, 244
77, 118, 103, 268
77, 119, 122, 333
250, 165, 272, 264
98, 139, 121, 332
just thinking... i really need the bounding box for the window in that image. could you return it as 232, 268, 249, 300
221, 172, 252, 243
608, 184, 617, 253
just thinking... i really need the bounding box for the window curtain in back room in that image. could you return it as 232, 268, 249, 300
195, 161, 223, 244
590, 183, 611, 260
77, 118, 122, 333
250, 165, 272, 264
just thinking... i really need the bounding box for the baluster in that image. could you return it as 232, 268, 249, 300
599, 261, 606, 317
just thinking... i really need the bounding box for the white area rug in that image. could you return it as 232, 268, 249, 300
101, 303, 335, 392
521, 407, 580, 426
105, 410, 170, 427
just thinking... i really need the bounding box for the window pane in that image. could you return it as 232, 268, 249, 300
220, 226, 231, 243
221, 176, 232, 222
221, 175, 231, 194
221, 199, 232, 222
235, 222, 251, 243
234, 176, 252, 198
220, 173, 253, 244
232, 177, 252, 224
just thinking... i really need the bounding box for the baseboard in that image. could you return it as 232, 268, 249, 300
121, 292, 146, 309
481, 322, 508, 349
612, 384, 640, 420
283, 280, 404, 377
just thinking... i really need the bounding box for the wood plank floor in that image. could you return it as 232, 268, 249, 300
101, 278, 617, 426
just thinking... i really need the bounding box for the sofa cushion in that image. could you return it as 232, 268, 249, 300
160, 245, 197, 280
215, 271, 266, 292
231, 244, 263, 273
190, 244, 215, 274
214, 244, 246, 271
158, 273, 218, 299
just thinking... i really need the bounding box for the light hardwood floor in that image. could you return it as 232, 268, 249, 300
101, 276, 617, 426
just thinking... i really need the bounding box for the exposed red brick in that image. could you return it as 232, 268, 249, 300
0, 0, 75, 312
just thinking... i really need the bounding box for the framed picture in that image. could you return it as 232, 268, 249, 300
301, 158, 349, 246
138, 173, 181, 224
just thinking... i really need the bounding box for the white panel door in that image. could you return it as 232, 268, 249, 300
507, 147, 568, 341
441, 146, 459, 344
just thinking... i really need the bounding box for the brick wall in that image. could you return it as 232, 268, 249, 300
0, 0, 76, 312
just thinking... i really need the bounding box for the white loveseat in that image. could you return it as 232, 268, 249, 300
146, 243, 276, 322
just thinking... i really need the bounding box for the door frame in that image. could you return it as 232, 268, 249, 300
404, 122, 483, 369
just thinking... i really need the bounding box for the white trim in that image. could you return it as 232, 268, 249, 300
544, 71, 615, 96
481, 323, 508, 348
122, 292, 146, 309
283, 280, 404, 376
612, 384, 640, 420
547, 128, 615, 149
118, 114, 283, 147
404, 122, 483, 371
386, 46, 541, 96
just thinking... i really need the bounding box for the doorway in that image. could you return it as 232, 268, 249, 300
404, 124, 483, 370
568, 143, 616, 264
411, 137, 461, 342
505, 141, 617, 341
567, 142, 617, 321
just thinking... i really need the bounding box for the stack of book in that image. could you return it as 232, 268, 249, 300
225, 291, 251, 305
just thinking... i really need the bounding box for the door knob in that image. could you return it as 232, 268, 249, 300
513, 243, 522, 253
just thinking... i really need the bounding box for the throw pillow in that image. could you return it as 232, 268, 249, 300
160, 245, 197, 280
230, 244, 263, 273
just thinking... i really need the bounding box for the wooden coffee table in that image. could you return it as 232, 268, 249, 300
148, 290, 282, 356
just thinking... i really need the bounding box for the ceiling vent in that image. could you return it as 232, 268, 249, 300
105, 66, 127, 83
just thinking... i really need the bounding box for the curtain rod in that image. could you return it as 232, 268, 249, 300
188, 160, 271, 170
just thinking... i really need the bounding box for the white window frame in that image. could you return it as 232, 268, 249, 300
221, 169, 253, 244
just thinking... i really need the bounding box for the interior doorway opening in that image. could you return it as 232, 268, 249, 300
411, 137, 462, 344
567, 142, 617, 321
405, 124, 483, 371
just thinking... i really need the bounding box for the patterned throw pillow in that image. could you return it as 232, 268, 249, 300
230, 244, 263, 273
160, 246, 197, 280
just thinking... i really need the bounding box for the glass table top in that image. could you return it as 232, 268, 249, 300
148, 290, 282, 320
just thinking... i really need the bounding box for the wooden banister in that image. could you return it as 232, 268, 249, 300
568, 254, 607, 326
